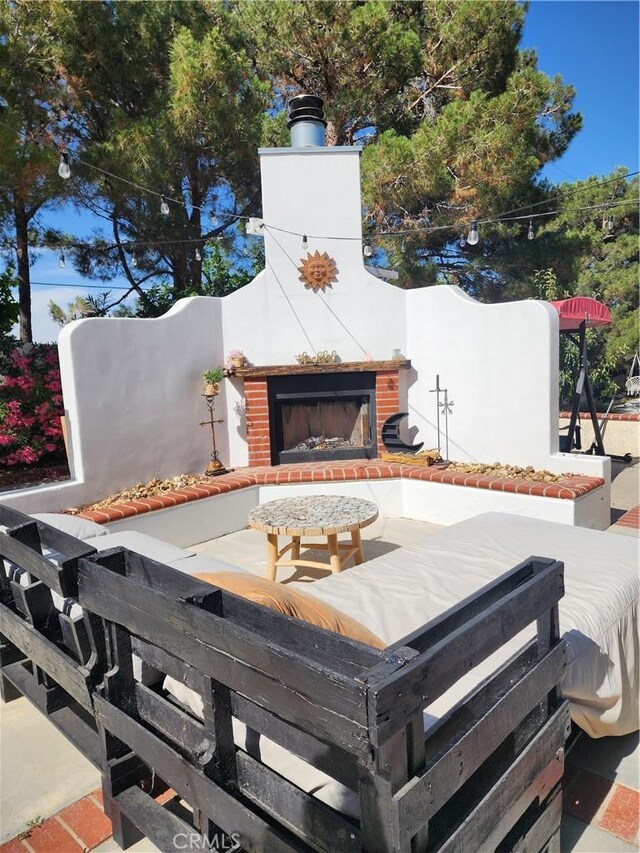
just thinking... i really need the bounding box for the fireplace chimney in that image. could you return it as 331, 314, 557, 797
287, 94, 326, 147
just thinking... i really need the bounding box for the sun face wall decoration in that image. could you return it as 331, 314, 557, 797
297, 250, 338, 292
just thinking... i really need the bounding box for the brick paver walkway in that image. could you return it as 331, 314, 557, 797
612, 504, 640, 530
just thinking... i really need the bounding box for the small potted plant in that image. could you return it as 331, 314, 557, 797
203, 367, 225, 396
225, 349, 247, 371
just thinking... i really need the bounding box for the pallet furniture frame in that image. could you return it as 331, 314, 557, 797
0, 506, 569, 852
0, 505, 105, 766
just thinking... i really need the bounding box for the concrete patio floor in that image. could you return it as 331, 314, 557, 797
1, 461, 638, 852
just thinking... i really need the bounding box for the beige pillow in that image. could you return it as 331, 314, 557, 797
193, 572, 385, 649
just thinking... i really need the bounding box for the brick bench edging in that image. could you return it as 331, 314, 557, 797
559, 411, 640, 422
78, 474, 261, 524
76, 463, 606, 525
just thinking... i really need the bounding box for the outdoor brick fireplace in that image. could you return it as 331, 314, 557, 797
238, 360, 408, 466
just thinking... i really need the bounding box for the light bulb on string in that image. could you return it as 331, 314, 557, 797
466, 221, 479, 246
302, 234, 308, 251
607, 216, 614, 231
58, 251, 66, 269
459, 233, 466, 249
527, 220, 535, 240
131, 251, 138, 268
363, 238, 372, 258
58, 152, 71, 180
195, 247, 202, 262
160, 195, 170, 216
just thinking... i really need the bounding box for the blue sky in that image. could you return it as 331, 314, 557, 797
17, 0, 640, 343
522, 0, 639, 182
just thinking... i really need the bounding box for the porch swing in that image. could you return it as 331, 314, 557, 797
626, 351, 640, 397
551, 296, 611, 456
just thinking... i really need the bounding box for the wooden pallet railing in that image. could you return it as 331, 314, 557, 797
0, 507, 569, 852
0, 505, 105, 764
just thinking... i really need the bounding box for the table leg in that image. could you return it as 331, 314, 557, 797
291, 536, 301, 561
327, 533, 342, 573
267, 533, 278, 581
352, 528, 364, 565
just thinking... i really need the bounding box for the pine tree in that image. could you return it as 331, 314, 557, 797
44, 1, 269, 312
0, 1, 70, 341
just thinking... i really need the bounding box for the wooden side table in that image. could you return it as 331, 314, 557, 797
248, 495, 378, 581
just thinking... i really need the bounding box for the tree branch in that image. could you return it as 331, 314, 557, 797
112, 216, 146, 296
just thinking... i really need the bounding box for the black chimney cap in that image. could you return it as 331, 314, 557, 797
287, 94, 327, 129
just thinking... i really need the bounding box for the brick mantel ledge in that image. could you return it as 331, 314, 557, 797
76, 460, 605, 525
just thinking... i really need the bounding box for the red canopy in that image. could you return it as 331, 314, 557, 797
550, 297, 611, 330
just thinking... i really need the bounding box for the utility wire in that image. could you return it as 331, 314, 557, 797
23, 281, 143, 291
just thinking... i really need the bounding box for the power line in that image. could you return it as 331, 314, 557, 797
18, 281, 143, 291
478, 170, 639, 224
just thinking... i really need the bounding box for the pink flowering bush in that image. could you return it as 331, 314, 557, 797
0, 344, 65, 467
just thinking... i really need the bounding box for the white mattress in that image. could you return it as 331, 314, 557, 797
289, 512, 639, 739
164, 512, 638, 818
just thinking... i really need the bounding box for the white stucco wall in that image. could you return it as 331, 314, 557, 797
2, 140, 608, 514
4, 297, 225, 512
404, 286, 606, 479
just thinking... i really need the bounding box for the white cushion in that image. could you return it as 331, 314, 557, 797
164, 675, 360, 819
289, 512, 639, 739
83, 532, 189, 564
167, 554, 247, 576
32, 513, 108, 538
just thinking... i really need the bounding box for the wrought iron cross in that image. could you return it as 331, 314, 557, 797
199, 395, 227, 475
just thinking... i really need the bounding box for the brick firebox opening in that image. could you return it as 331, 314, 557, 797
240, 361, 406, 467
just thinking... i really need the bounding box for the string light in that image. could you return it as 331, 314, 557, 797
131, 252, 138, 267
363, 238, 372, 257
50, 147, 639, 246
58, 251, 66, 269
302, 234, 308, 251
55, 145, 638, 243
5, 195, 635, 260
195, 247, 202, 262
58, 152, 71, 180
17, 149, 639, 267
